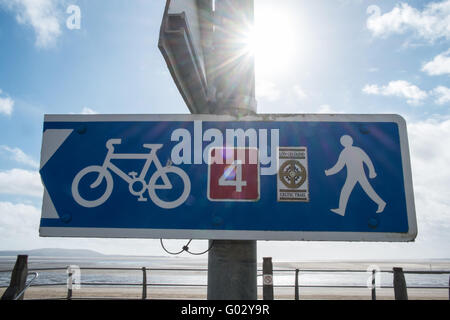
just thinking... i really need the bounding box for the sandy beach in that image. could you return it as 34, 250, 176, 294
1, 286, 449, 300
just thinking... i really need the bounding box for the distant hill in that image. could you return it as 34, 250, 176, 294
0, 248, 104, 257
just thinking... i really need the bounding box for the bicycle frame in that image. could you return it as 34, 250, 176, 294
91, 143, 171, 189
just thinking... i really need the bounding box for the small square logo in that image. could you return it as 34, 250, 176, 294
277, 147, 309, 202
208, 147, 260, 201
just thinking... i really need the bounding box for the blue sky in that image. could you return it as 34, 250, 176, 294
0, 0, 449, 259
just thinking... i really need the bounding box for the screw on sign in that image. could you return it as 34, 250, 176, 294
207, 147, 260, 201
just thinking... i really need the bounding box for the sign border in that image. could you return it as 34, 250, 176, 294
40, 113, 417, 242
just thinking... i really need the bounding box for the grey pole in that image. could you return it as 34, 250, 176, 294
294, 269, 300, 300
207, 240, 257, 299
206, 0, 257, 300
210, 0, 257, 115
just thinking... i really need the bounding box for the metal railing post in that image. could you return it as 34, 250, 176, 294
1, 255, 28, 300
371, 269, 376, 300
393, 267, 408, 300
262, 257, 274, 300
67, 271, 73, 300
142, 267, 147, 300
295, 269, 300, 300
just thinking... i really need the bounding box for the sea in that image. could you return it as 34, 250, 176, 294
1, 255, 449, 292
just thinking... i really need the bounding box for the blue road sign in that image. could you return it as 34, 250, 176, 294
39, 114, 417, 241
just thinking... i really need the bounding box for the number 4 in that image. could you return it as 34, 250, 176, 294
218, 160, 247, 192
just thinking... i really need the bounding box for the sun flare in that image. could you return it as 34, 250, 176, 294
245, 6, 298, 76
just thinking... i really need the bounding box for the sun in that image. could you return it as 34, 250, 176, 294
245, 6, 299, 77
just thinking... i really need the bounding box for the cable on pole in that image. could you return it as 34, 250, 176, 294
160, 239, 214, 256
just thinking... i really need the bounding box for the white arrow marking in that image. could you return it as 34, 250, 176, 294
41, 187, 60, 219
40, 129, 73, 169
39, 129, 73, 219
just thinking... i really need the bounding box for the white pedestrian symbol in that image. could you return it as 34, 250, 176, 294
324, 135, 386, 216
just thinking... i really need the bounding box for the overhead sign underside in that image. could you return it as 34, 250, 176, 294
39, 114, 417, 241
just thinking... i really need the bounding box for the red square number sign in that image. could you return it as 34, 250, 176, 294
207, 147, 260, 201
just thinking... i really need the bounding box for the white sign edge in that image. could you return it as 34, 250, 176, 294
44, 113, 405, 123
39, 227, 414, 242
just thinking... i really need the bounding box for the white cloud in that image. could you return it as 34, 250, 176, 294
362, 84, 380, 95
317, 104, 343, 113
292, 85, 307, 100
366, 1, 450, 42
0, 200, 180, 255
0, 90, 14, 115
81, 107, 97, 114
338, 0, 363, 6
0, 0, 62, 48
0, 145, 39, 168
0, 168, 43, 197
408, 118, 450, 228
422, 49, 450, 76
362, 80, 428, 105
256, 80, 281, 102
431, 86, 450, 105
70, 107, 99, 115
0, 202, 40, 238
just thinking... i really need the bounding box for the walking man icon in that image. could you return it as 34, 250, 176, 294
325, 135, 386, 216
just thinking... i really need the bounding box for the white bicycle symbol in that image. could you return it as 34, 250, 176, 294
71, 139, 191, 209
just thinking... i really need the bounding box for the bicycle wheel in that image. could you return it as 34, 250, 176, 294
72, 165, 113, 208
148, 166, 191, 209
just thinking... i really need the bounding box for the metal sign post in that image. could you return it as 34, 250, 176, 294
158, 0, 213, 114
159, 0, 257, 299
206, 0, 257, 300
210, 0, 257, 115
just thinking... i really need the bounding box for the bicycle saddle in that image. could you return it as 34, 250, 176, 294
106, 139, 122, 150
143, 144, 163, 150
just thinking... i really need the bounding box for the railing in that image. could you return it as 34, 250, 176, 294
0, 266, 449, 300
270, 268, 450, 300
13, 272, 39, 300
